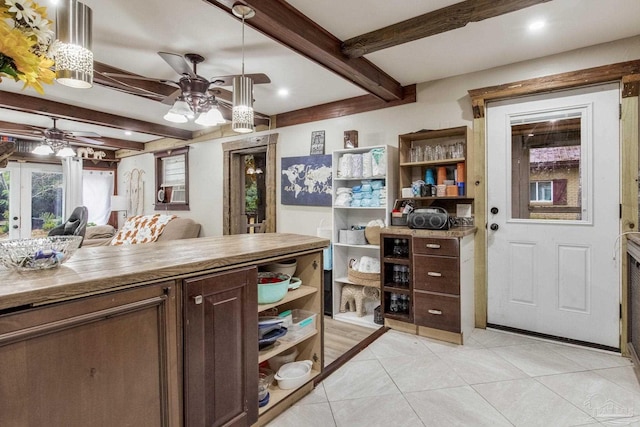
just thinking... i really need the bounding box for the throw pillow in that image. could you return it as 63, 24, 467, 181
110, 214, 177, 245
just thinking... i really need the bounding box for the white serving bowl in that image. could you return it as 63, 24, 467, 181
274, 360, 312, 390
263, 259, 297, 277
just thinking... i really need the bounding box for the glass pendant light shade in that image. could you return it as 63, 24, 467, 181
195, 107, 226, 126
163, 111, 188, 123
32, 143, 54, 155
56, 146, 76, 157
232, 76, 254, 133
168, 99, 194, 118
55, 0, 93, 88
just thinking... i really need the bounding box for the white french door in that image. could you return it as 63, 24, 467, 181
486, 83, 621, 348
0, 163, 63, 240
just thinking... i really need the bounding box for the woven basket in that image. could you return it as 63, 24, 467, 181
347, 266, 380, 288
364, 225, 381, 245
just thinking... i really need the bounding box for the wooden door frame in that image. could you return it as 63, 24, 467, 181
222, 133, 278, 235
468, 60, 640, 354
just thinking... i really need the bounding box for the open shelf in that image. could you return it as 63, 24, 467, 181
257, 285, 317, 313
258, 369, 321, 415
399, 157, 464, 167
334, 242, 380, 250
333, 311, 379, 329
258, 329, 318, 364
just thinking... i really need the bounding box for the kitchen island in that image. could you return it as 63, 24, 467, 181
0, 233, 328, 427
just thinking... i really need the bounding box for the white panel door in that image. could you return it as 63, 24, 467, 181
487, 83, 620, 348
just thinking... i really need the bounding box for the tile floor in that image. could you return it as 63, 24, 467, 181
266, 328, 640, 427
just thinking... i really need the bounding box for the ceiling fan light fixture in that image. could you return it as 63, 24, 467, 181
54, 0, 94, 89
163, 111, 188, 123
56, 146, 77, 157
195, 107, 226, 126
32, 143, 54, 155
168, 99, 195, 119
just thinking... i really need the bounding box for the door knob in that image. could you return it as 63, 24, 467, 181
12, 216, 18, 220
12, 225, 18, 229
490, 207, 499, 214
490, 223, 499, 231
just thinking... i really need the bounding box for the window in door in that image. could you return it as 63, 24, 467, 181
511, 116, 583, 221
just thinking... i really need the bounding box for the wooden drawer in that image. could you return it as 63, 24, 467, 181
414, 291, 460, 333
412, 237, 459, 256
413, 255, 459, 295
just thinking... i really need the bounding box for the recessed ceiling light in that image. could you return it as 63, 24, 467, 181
124, 130, 132, 136
528, 20, 546, 31
278, 88, 289, 97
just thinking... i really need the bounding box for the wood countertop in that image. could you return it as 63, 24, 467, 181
0, 233, 329, 311
381, 226, 477, 238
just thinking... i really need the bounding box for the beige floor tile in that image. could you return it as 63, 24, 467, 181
379, 354, 466, 393
473, 378, 595, 426
437, 347, 528, 384
490, 343, 589, 377
366, 330, 434, 359
295, 383, 328, 405
322, 359, 401, 402
470, 328, 544, 347
266, 402, 336, 427
537, 371, 640, 424
593, 366, 640, 395
545, 343, 632, 370
330, 394, 424, 427
405, 385, 512, 426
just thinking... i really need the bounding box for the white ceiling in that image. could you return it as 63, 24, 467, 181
1, 0, 639, 144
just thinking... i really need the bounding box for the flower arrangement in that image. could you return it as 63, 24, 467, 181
0, 0, 55, 94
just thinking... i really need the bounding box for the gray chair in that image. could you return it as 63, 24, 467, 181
48, 206, 89, 245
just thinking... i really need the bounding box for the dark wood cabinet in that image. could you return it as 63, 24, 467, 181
183, 267, 258, 427
0, 281, 180, 427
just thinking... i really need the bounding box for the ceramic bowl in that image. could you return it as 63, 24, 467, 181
257, 272, 291, 304
275, 360, 313, 390
0, 235, 82, 271
262, 258, 297, 277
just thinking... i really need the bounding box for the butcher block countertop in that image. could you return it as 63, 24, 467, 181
0, 233, 329, 311
382, 226, 477, 238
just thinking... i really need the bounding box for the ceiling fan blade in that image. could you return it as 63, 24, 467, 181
70, 131, 102, 138
158, 52, 196, 78
161, 88, 183, 105
210, 73, 271, 86
69, 136, 105, 146
101, 72, 178, 86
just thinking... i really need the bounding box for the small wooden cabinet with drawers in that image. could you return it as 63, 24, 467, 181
381, 228, 475, 344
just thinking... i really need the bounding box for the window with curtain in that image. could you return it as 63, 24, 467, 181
83, 170, 114, 225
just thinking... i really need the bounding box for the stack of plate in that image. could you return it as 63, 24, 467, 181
258, 317, 287, 350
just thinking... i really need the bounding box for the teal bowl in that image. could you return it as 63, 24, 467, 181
258, 272, 291, 304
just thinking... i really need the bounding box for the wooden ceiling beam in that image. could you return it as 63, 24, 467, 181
0, 90, 193, 141
342, 0, 553, 58
204, 0, 404, 102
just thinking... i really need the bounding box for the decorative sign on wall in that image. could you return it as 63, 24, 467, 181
310, 130, 325, 155
281, 155, 332, 206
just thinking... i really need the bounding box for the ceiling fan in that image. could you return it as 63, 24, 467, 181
101, 52, 271, 124
0, 118, 105, 156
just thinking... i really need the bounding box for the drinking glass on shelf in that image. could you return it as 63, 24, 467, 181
423, 146, 433, 161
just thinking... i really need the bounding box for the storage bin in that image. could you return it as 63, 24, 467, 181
279, 309, 317, 342
339, 229, 366, 245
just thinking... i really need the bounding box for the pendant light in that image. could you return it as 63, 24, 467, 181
55, 0, 93, 88
231, 3, 255, 134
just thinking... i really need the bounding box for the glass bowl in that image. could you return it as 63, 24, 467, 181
0, 235, 83, 271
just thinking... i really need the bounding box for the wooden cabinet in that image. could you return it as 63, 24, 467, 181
332, 145, 397, 327
256, 251, 324, 426
398, 126, 473, 203
380, 231, 475, 344
380, 233, 413, 323
0, 281, 180, 427
183, 267, 258, 427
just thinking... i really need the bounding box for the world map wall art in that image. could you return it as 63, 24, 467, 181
281, 155, 332, 206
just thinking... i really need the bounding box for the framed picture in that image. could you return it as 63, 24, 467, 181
344, 130, 358, 148
310, 130, 325, 155
281, 155, 332, 206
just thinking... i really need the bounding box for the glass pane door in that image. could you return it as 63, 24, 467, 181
0, 163, 63, 240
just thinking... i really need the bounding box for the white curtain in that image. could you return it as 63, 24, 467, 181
83, 170, 114, 225
62, 157, 83, 218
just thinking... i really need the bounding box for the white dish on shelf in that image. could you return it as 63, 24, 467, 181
275, 360, 312, 390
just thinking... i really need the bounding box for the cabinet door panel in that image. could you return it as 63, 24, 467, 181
413, 255, 460, 294
412, 237, 459, 256
184, 267, 258, 427
414, 291, 460, 332
0, 282, 178, 427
